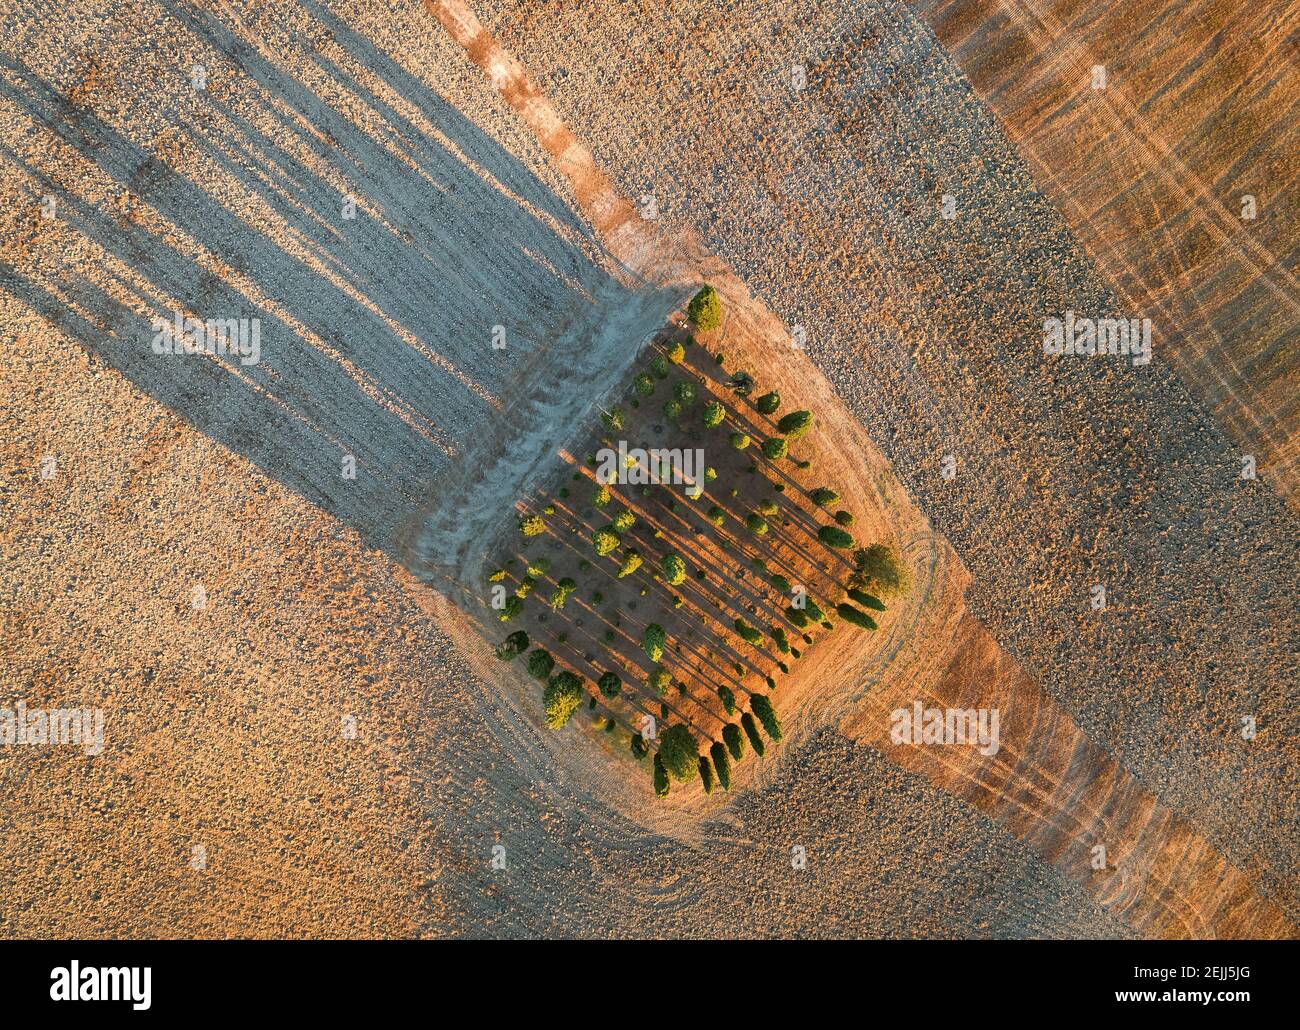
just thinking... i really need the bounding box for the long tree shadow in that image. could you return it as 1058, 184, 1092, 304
0, 33, 652, 567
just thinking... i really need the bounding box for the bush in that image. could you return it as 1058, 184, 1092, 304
758, 499, 779, 516
741, 712, 766, 756
515, 576, 536, 598
710, 741, 733, 790
776, 410, 814, 439
745, 513, 769, 536
663, 399, 682, 421
634, 372, 656, 396
498, 596, 522, 622
818, 525, 855, 549
593, 526, 621, 556
601, 407, 624, 431
687, 285, 722, 330
847, 587, 887, 611
549, 578, 577, 610
810, 487, 839, 507
666, 340, 687, 363
646, 666, 672, 696
653, 753, 670, 797
592, 484, 611, 508
527, 649, 555, 681
717, 684, 737, 715
519, 514, 546, 537
650, 354, 670, 379
729, 432, 751, 450
722, 723, 745, 761
733, 618, 764, 646
851, 544, 911, 597
526, 557, 550, 577
802, 597, 826, 622
761, 436, 789, 460
698, 756, 715, 794
661, 553, 687, 585
834, 510, 855, 527
756, 391, 781, 415
487, 568, 507, 582
658, 724, 700, 782
630, 732, 649, 758
494, 630, 530, 660
543, 671, 584, 729
643, 623, 667, 662
706, 505, 726, 526
729, 371, 754, 397
785, 606, 810, 628
617, 549, 643, 578
702, 401, 725, 428
673, 380, 697, 406
612, 508, 636, 532
598, 671, 622, 699
750, 693, 784, 742
836, 603, 878, 630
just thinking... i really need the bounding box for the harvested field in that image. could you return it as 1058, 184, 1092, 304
1, 0, 1294, 941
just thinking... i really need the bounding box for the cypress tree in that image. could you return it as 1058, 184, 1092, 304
723, 723, 745, 761
776, 410, 813, 438
653, 753, 670, 797
710, 741, 732, 790
836, 603, 878, 630
750, 693, 784, 742
741, 712, 766, 756
598, 671, 622, 698
698, 756, 715, 794
847, 588, 887, 611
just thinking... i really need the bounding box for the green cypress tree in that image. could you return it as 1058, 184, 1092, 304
698, 756, 715, 794
643, 623, 667, 662
836, 603, 878, 630
687, 285, 722, 330
658, 724, 700, 782
776, 410, 813, 439
722, 722, 745, 761
756, 391, 781, 415
710, 741, 732, 790
847, 587, 887, 611
750, 693, 784, 742
543, 671, 584, 729
818, 525, 854, 549
653, 753, 670, 797
741, 712, 766, 756
598, 671, 622, 699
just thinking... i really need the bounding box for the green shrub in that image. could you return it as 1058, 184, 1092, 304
851, 544, 911, 597
710, 741, 732, 790
673, 380, 698, 406
630, 732, 649, 758
765, 675, 778, 691
706, 505, 726, 526
785, 606, 810, 628
593, 526, 621, 556
494, 630, 530, 660
745, 513, 769, 536
741, 712, 766, 756
650, 354, 670, 379
810, 487, 839, 507
818, 525, 855, 549
592, 484, 611, 508
601, 407, 625, 431
802, 597, 826, 622
663, 399, 682, 421
847, 587, 887, 611
526, 557, 550, 577
647, 666, 672, 696
487, 568, 507, 582
519, 514, 546, 537
750, 693, 784, 742
666, 340, 686, 363
612, 508, 636, 532
729, 432, 751, 450
770, 627, 790, 654
617, 549, 643, 578
761, 436, 789, 460
634, 372, 657, 396
729, 371, 754, 397
718, 684, 737, 715
498, 596, 523, 621
515, 576, 535, 598
698, 756, 715, 794
543, 671, 584, 729
653, 753, 670, 797
656, 553, 684, 586
658, 724, 700, 782
836, 603, 878, 630
834, 510, 855, 527
687, 285, 722, 330
549, 578, 577, 610
597, 671, 622, 699
643, 623, 667, 663
756, 391, 781, 415
722, 723, 745, 761
776, 410, 814, 439
527, 649, 555, 681
733, 618, 764, 646
758, 499, 779, 516
770, 573, 792, 591
702, 401, 725, 428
